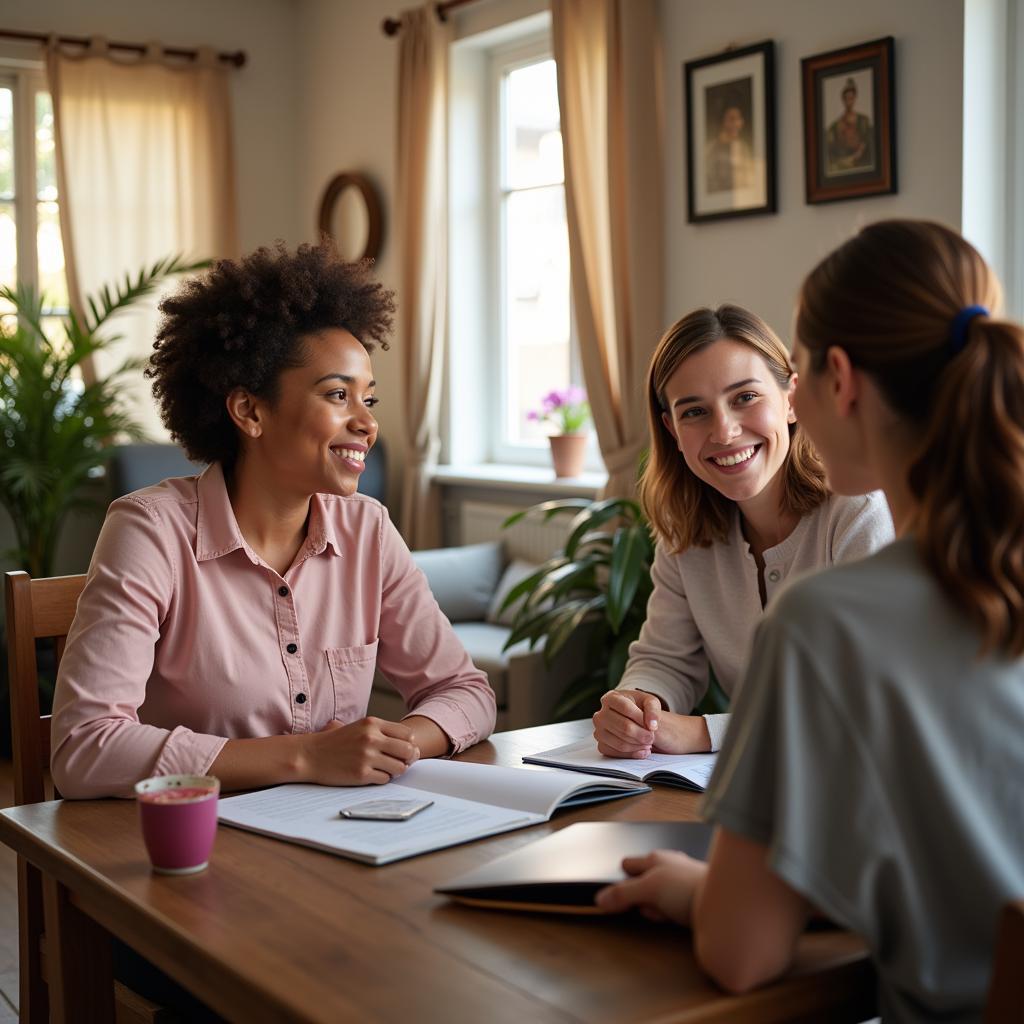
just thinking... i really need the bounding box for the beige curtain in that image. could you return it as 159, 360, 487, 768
47, 38, 238, 439
552, 0, 664, 499
396, 6, 450, 548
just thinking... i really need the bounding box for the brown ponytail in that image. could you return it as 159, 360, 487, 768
797, 219, 1024, 654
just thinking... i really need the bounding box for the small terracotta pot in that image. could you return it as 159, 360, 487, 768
548, 434, 587, 478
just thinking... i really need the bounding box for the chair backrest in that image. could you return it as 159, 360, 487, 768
360, 436, 387, 505
4, 570, 86, 1023
107, 442, 203, 499
4, 570, 85, 806
985, 899, 1024, 1022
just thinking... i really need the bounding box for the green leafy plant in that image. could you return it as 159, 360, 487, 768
501, 495, 732, 722
500, 497, 655, 720
0, 255, 207, 578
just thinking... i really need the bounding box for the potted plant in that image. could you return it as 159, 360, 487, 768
500, 495, 729, 721
0, 255, 205, 579
0, 256, 205, 752
526, 387, 591, 478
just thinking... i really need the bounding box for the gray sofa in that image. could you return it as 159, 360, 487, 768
369, 540, 589, 730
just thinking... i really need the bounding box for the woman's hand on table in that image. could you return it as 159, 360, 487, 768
211, 714, 457, 791
300, 717, 420, 785
593, 690, 712, 757
595, 850, 707, 924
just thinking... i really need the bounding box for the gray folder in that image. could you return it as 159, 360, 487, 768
436, 820, 713, 914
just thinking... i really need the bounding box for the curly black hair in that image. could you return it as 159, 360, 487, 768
146, 241, 395, 466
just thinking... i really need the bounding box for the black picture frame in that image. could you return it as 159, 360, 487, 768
801, 37, 897, 204
684, 40, 776, 223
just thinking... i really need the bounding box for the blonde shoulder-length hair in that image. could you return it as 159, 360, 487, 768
639, 304, 829, 552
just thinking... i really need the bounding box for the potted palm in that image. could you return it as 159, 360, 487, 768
0, 255, 205, 579
500, 495, 729, 721
0, 256, 205, 752
500, 496, 653, 719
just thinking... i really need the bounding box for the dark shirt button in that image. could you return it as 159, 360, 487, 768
295, 693, 307, 704
278, 586, 289, 597
286, 642, 298, 654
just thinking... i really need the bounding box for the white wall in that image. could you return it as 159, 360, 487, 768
962, 0, 1009, 282
295, 0, 406, 509
0, 0, 304, 253
660, 0, 966, 344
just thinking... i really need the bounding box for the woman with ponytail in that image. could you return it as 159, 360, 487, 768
596, 220, 1024, 1022
592, 305, 891, 756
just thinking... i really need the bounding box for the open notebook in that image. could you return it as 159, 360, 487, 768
217, 759, 649, 866
436, 820, 714, 913
523, 738, 717, 792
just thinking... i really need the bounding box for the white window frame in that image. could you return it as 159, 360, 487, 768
447, 13, 597, 472
488, 34, 580, 467
0, 48, 66, 319
1008, 0, 1024, 319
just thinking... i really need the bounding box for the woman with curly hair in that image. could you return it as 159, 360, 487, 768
51, 242, 496, 799
597, 221, 1024, 1021
591, 305, 892, 757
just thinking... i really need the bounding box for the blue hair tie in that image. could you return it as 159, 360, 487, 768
948, 304, 989, 355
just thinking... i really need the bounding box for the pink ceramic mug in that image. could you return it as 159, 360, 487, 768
135, 774, 220, 875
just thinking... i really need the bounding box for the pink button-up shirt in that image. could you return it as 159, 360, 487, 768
51, 464, 496, 798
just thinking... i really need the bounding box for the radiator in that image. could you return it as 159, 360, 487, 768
458, 500, 573, 562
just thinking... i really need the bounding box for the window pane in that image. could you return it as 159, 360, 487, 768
504, 59, 563, 190
0, 87, 13, 200
37, 200, 67, 310
0, 196, 13, 332
504, 185, 571, 444
36, 91, 57, 201
0, 199, 15, 291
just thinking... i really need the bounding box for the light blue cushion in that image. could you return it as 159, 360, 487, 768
412, 542, 504, 622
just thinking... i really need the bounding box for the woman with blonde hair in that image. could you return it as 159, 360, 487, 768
592, 304, 892, 756
597, 220, 1024, 1021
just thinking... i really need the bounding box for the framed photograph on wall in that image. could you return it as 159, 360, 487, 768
801, 37, 897, 203
684, 41, 776, 223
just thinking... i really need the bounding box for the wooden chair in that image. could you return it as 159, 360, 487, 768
985, 899, 1024, 1022
4, 570, 170, 1024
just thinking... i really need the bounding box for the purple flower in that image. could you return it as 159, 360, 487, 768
525, 386, 591, 433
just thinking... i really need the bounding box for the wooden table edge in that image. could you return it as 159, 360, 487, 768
0, 806, 304, 1024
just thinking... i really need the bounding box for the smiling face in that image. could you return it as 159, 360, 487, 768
239, 327, 379, 499
661, 338, 796, 508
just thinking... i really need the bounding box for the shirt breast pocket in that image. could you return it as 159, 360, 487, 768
326, 639, 380, 723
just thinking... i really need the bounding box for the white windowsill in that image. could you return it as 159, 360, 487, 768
430, 463, 606, 497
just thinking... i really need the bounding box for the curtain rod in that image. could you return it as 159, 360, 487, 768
0, 28, 246, 68
382, 0, 479, 37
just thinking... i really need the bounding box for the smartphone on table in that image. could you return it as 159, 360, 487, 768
339, 799, 434, 821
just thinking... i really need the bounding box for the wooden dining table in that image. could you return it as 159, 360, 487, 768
0, 719, 876, 1023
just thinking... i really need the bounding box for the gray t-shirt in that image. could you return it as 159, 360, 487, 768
702, 538, 1024, 1023
619, 491, 893, 748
